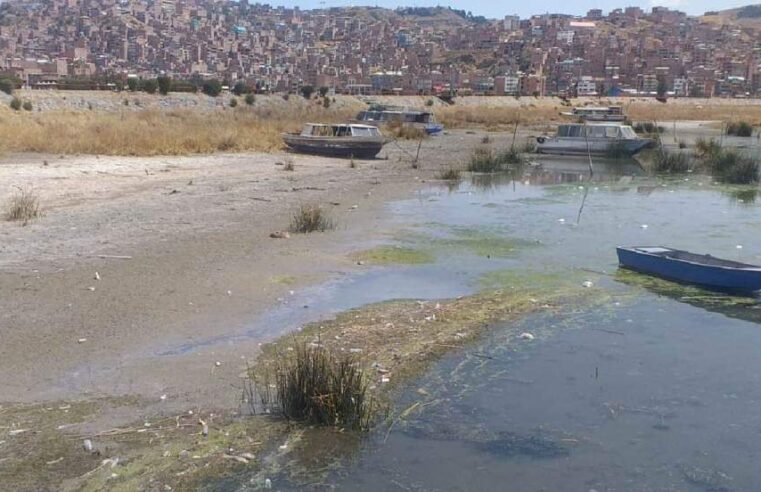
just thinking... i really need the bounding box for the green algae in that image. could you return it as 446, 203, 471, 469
353, 245, 435, 265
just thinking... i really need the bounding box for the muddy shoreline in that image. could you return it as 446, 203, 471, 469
0, 131, 494, 410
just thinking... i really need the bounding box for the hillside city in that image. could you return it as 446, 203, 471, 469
0, 0, 760, 97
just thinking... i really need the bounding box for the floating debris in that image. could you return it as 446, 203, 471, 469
519, 332, 535, 341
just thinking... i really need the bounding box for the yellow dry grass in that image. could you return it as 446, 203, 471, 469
0, 106, 357, 156
435, 105, 563, 129
626, 103, 761, 126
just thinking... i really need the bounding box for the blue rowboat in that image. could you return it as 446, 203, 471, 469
616, 246, 761, 293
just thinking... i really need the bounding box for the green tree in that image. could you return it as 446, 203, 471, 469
127, 77, 139, 92
142, 78, 158, 94
9, 97, 21, 110
232, 81, 249, 96
0, 78, 15, 95
318, 86, 329, 97
22, 101, 32, 111
300, 85, 315, 99
202, 79, 222, 97
229, 97, 238, 108
244, 93, 256, 105
157, 75, 171, 95
656, 77, 668, 98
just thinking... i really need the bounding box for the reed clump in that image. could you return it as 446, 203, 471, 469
694, 137, 721, 160
467, 146, 525, 172
705, 149, 759, 184
5, 187, 41, 222
726, 121, 754, 137
255, 344, 372, 430
289, 204, 335, 233
651, 150, 691, 174
437, 167, 462, 180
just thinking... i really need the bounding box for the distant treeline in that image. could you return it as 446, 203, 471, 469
396, 6, 488, 24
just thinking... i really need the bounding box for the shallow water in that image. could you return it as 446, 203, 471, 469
208, 161, 761, 491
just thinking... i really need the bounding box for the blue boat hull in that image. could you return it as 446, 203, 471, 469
617, 247, 761, 293
425, 124, 444, 135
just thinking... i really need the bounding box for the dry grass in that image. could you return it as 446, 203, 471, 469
385, 120, 428, 140
0, 106, 356, 156
435, 105, 561, 128
627, 103, 761, 126
5, 187, 41, 222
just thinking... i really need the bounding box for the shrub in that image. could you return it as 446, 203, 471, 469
678, 141, 687, 149
126, 77, 139, 92
289, 204, 335, 233
9, 97, 21, 111
425, 99, 434, 107
283, 157, 295, 171
726, 121, 753, 137
282, 93, 290, 101
0, 78, 15, 95
5, 187, 41, 222
318, 86, 329, 97
142, 78, 158, 94
652, 150, 691, 174
244, 93, 256, 105
157, 75, 171, 95
255, 344, 372, 430
438, 167, 462, 180
22, 101, 32, 111
202, 79, 222, 97
229, 97, 238, 108
232, 81, 249, 96
300, 85, 315, 100
322, 96, 331, 109
468, 147, 500, 172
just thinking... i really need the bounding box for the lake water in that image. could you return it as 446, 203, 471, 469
213, 159, 761, 491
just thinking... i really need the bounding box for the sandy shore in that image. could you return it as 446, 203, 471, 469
0, 131, 489, 417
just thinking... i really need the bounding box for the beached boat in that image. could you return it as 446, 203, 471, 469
617, 246, 761, 293
536, 123, 650, 157
355, 107, 444, 135
282, 123, 387, 158
562, 106, 626, 122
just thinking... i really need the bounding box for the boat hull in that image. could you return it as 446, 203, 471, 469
536, 137, 650, 157
617, 247, 761, 293
282, 134, 386, 158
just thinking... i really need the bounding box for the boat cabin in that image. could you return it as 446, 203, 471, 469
300, 123, 382, 138
568, 106, 625, 121
556, 124, 638, 139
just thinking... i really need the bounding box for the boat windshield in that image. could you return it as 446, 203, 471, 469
620, 126, 638, 139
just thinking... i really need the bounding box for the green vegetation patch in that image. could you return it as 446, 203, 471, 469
433, 226, 538, 258
354, 245, 434, 265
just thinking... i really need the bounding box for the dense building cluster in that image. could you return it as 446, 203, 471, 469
0, 0, 759, 97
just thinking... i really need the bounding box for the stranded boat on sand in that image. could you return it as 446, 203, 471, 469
617, 246, 761, 293
282, 123, 387, 158
536, 123, 650, 157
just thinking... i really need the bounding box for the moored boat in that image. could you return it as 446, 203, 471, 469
282, 123, 387, 158
617, 246, 761, 293
536, 123, 650, 157
355, 107, 444, 135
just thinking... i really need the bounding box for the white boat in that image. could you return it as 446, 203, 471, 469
561, 106, 626, 122
536, 123, 651, 157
